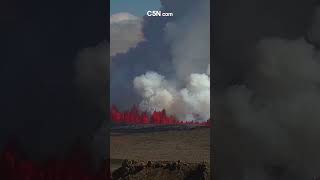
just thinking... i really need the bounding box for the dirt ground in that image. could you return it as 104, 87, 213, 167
110, 127, 210, 171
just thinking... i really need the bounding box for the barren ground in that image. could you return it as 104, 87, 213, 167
110, 127, 210, 171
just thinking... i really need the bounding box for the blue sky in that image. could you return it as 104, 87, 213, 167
111, 0, 161, 16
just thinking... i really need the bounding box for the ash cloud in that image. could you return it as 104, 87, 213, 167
111, 0, 210, 121
110, 13, 144, 57
213, 0, 320, 179
75, 42, 108, 112
133, 70, 210, 121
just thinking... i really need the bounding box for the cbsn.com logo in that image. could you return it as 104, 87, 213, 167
147, 11, 174, 17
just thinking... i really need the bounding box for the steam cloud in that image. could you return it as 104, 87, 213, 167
110, 13, 144, 57
213, 1, 320, 179
133, 70, 210, 121
111, 0, 210, 121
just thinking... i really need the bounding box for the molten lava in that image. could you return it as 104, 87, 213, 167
0, 105, 210, 179
111, 105, 211, 127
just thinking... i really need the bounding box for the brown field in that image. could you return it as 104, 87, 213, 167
110, 127, 210, 171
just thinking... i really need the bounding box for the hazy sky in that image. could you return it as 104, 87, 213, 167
111, 0, 161, 16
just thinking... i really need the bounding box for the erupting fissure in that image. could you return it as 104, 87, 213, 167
111, 105, 211, 127
0, 105, 210, 179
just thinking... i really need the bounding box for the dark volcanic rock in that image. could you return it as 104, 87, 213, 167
112, 160, 210, 180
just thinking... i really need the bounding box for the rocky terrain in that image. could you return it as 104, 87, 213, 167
110, 126, 210, 179
112, 159, 210, 180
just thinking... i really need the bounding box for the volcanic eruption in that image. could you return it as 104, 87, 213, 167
111, 105, 210, 126
110, 0, 211, 125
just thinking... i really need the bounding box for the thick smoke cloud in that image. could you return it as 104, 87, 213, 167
75, 42, 108, 112
224, 38, 320, 178
213, 0, 320, 179
74, 42, 109, 165
133, 71, 210, 121
110, 13, 144, 57
212, 0, 314, 89
165, 1, 210, 81
133, 72, 174, 113
111, 0, 210, 121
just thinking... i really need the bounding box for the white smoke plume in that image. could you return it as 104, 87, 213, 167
164, 0, 210, 81
110, 13, 144, 57
179, 73, 210, 121
133, 70, 210, 121
128, 0, 210, 121
133, 72, 174, 112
